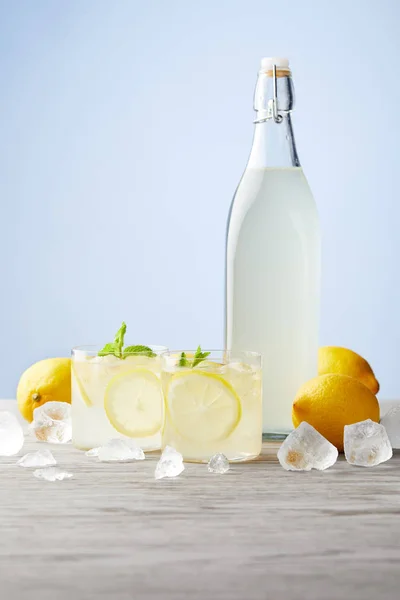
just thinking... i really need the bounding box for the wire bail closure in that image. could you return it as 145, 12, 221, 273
253, 63, 289, 124
272, 64, 283, 124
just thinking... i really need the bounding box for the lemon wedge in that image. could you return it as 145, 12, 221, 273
166, 370, 241, 442
104, 368, 163, 437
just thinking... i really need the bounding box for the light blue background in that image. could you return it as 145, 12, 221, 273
1, 0, 399, 399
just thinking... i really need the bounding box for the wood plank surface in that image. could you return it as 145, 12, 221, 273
0, 439, 399, 600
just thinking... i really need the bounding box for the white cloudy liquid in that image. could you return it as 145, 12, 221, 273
226, 167, 320, 435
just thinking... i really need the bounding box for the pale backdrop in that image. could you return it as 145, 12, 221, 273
1, 0, 399, 398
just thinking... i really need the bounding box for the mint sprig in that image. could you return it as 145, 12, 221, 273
98, 322, 127, 358
179, 346, 210, 368
179, 352, 189, 367
114, 321, 127, 354
192, 345, 211, 367
98, 322, 155, 359
98, 342, 120, 357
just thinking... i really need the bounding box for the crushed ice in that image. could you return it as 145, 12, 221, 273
277, 422, 338, 471
30, 401, 72, 444
18, 449, 56, 468
380, 405, 400, 449
155, 446, 184, 479
91, 439, 145, 462
344, 419, 392, 467
0, 411, 24, 456
208, 453, 230, 474
33, 466, 73, 482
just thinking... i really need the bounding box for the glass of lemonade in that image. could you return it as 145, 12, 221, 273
71, 323, 166, 451
161, 349, 262, 462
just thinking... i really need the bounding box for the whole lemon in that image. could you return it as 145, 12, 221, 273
292, 373, 379, 451
318, 346, 379, 394
17, 358, 71, 422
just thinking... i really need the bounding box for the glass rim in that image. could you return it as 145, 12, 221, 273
162, 349, 261, 358
71, 344, 168, 356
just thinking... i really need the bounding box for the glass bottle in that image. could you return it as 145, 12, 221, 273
225, 57, 320, 438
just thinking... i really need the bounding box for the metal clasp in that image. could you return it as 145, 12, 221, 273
272, 64, 283, 124
253, 63, 286, 124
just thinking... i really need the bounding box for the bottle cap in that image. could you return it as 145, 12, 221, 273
260, 57, 290, 71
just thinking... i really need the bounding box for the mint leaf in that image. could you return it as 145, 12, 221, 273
177, 346, 210, 368
114, 322, 127, 354
98, 321, 127, 358
98, 322, 157, 361
123, 345, 156, 358
192, 345, 211, 368
179, 352, 189, 367
98, 342, 119, 357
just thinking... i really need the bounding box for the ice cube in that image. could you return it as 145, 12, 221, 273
0, 411, 24, 456
277, 421, 338, 471
97, 439, 145, 462
224, 361, 254, 374
380, 405, 400, 449
344, 419, 392, 467
155, 446, 184, 479
194, 360, 221, 374
220, 362, 259, 397
17, 449, 56, 468
85, 447, 100, 457
88, 356, 103, 364
208, 453, 230, 474
161, 445, 183, 460
95, 354, 121, 365
33, 466, 73, 482
30, 401, 72, 444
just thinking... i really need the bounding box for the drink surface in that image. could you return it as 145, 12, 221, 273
72, 353, 163, 450
226, 166, 320, 434
161, 356, 262, 462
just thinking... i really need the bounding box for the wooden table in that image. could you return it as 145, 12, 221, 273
0, 438, 399, 600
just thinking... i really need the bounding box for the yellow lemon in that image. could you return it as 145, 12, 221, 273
292, 373, 379, 451
17, 358, 71, 422
318, 346, 379, 394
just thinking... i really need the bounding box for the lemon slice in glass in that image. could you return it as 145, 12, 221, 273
166, 371, 241, 442
104, 368, 163, 437
71, 362, 93, 407
72, 355, 122, 408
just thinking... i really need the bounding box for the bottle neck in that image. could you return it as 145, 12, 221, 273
247, 69, 300, 169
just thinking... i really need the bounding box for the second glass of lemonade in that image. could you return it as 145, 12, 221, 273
72, 345, 167, 451
161, 350, 262, 462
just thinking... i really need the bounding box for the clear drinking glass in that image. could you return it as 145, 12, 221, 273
161, 350, 262, 462
71, 345, 167, 451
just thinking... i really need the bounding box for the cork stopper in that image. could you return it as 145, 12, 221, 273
260, 57, 291, 77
